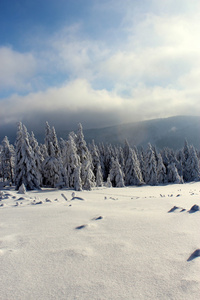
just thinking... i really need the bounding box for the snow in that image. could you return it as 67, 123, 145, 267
0, 182, 200, 300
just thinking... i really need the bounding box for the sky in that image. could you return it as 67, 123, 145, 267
1, 0, 200, 136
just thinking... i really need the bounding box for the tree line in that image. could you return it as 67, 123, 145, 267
0, 122, 199, 191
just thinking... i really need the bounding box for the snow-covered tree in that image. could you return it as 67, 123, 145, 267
64, 134, 81, 189
144, 143, 158, 185
167, 163, 183, 184
117, 146, 125, 171
82, 160, 96, 190
51, 126, 61, 158
96, 164, 103, 187
44, 121, 52, 156
157, 153, 167, 184
182, 139, 191, 182
89, 140, 101, 179
76, 123, 95, 189
184, 145, 200, 182
29, 132, 43, 185
109, 157, 125, 187
123, 140, 143, 186
106, 174, 112, 187
98, 143, 106, 180
42, 142, 62, 187
40, 143, 48, 160
74, 165, 82, 191
175, 149, 184, 178
138, 147, 146, 180
15, 123, 41, 190
43, 123, 65, 187
0, 136, 15, 183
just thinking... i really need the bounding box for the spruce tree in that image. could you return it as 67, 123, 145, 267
89, 140, 101, 179
184, 145, 200, 181
64, 134, 81, 189
96, 164, 104, 187
29, 132, 43, 185
157, 153, 167, 184
182, 140, 191, 181
76, 123, 95, 189
167, 163, 183, 184
0, 136, 15, 183
15, 123, 40, 190
74, 165, 82, 191
144, 143, 158, 185
109, 157, 125, 187
42, 142, 62, 187
123, 140, 143, 186
43, 123, 65, 187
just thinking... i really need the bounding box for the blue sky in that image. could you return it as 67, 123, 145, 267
0, 0, 200, 133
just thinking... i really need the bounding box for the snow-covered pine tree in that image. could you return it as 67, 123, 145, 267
182, 139, 191, 182
29, 132, 43, 185
161, 148, 170, 169
76, 123, 95, 189
15, 123, 41, 190
51, 126, 61, 158
109, 157, 125, 187
44, 121, 52, 156
82, 160, 96, 190
152, 145, 159, 165
74, 165, 82, 191
184, 145, 200, 182
64, 134, 81, 189
123, 140, 143, 186
89, 140, 101, 179
106, 174, 112, 187
138, 147, 146, 180
117, 146, 125, 172
42, 142, 62, 187
104, 144, 114, 180
98, 143, 109, 181
40, 143, 48, 161
176, 149, 184, 178
0, 136, 15, 183
59, 138, 67, 161
144, 143, 158, 185
96, 163, 103, 187
43, 123, 65, 187
157, 153, 167, 184
167, 163, 183, 184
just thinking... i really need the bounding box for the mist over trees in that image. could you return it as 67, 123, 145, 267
0, 122, 199, 191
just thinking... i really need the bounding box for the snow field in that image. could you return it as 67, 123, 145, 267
0, 182, 200, 300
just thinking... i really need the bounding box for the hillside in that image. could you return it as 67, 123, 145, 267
1, 115, 199, 150
82, 115, 200, 150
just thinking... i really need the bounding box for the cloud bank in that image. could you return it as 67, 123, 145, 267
0, 0, 200, 135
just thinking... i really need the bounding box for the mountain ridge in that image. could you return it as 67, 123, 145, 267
1, 115, 199, 150
81, 115, 200, 150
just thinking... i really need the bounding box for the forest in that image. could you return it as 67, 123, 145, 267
0, 122, 200, 191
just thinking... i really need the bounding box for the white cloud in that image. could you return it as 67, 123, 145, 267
1, 79, 199, 130
0, 47, 37, 91
1, 0, 200, 130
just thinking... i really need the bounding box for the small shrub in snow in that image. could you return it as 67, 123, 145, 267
18, 183, 26, 194
106, 175, 112, 187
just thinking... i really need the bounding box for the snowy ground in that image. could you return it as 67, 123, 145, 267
0, 182, 200, 300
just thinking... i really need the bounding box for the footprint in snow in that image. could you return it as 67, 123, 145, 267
75, 216, 104, 230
